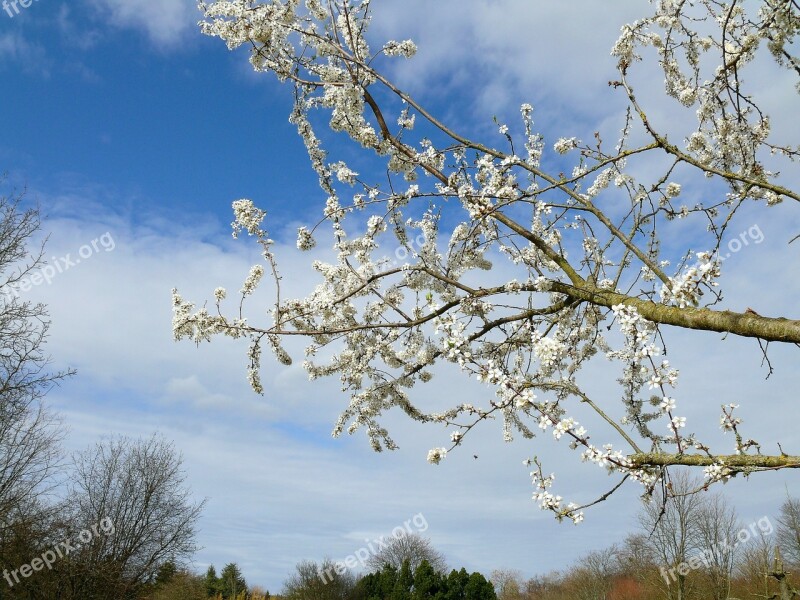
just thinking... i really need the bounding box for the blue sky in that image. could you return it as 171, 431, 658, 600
0, 2, 319, 227
1, 0, 799, 592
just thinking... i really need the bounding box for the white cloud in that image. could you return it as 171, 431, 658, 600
56, 4, 102, 50
24, 176, 800, 589
0, 31, 50, 75
11, 0, 799, 589
165, 375, 236, 410
372, 0, 644, 120
85, 0, 198, 48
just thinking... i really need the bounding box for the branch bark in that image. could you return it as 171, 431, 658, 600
630, 453, 800, 469
548, 281, 800, 343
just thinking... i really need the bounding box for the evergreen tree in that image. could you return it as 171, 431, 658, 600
391, 559, 413, 600
413, 560, 442, 600
219, 563, 248, 599
356, 572, 378, 600
445, 569, 471, 600
377, 564, 398, 600
205, 565, 223, 597
464, 572, 495, 600
154, 560, 178, 587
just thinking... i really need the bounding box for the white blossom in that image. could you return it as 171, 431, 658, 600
704, 463, 732, 482
241, 264, 265, 296
427, 447, 447, 464
383, 39, 418, 58
553, 137, 579, 154
665, 182, 682, 198
184, 0, 795, 524
297, 226, 316, 250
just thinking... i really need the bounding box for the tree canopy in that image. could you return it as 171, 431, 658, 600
365, 533, 448, 574
174, 0, 800, 522
358, 561, 496, 600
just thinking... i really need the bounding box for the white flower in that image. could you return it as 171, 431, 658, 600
231, 199, 266, 238
553, 137, 578, 154
515, 388, 535, 407
704, 463, 732, 482
296, 226, 316, 250
670, 416, 687, 430
214, 287, 226, 301
241, 264, 265, 296
553, 418, 577, 440
598, 278, 615, 289
678, 87, 696, 106
383, 39, 417, 57
660, 396, 676, 412
427, 447, 447, 464
766, 191, 783, 206
397, 113, 415, 129
247, 368, 263, 394
332, 162, 358, 185
665, 182, 682, 198
534, 336, 562, 368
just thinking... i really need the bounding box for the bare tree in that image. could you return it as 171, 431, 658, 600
617, 533, 656, 581
695, 492, 740, 600
0, 187, 77, 598
490, 569, 524, 600
567, 546, 619, 600
778, 495, 800, 566
364, 533, 447, 574
0, 401, 64, 531
66, 433, 205, 599
140, 570, 207, 600
283, 559, 357, 600
523, 572, 563, 600
736, 530, 779, 600
0, 188, 72, 541
639, 472, 704, 600
250, 585, 271, 600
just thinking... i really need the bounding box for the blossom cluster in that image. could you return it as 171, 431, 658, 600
175, 0, 794, 522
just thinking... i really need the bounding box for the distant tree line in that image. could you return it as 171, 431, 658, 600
489, 475, 800, 600
358, 561, 495, 600
139, 534, 494, 600
135, 561, 270, 600
135, 479, 800, 600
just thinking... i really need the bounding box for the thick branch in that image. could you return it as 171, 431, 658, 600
630, 453, 800, 469
547, 281, 800, 343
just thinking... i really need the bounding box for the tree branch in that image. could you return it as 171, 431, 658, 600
630, 453, 800, 469
547, 281, 800, 343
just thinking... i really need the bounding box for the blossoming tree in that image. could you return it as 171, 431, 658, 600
173, 0, 800, 522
